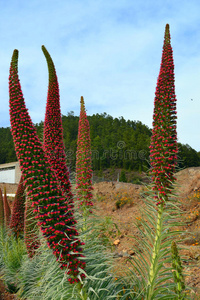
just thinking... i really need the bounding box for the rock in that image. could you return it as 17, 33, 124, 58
122, 250, 129, 257
113, 239, 120, 245
128, 250, 135, 256
113, 251, 123, 258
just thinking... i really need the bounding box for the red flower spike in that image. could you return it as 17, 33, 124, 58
42, 46, 73, 202
76, 97, 93, 210
9, 49, 85, 282
10, 176, 26, 236
149, 24, 178, 205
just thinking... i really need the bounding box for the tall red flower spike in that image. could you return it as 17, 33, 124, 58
10, 176, 26, 236
42, 46, 73, 202
3, 186, 11, 226
149, 24, 178, 204
76, 97, 93, 209
9, 49, 85, 283
0, 189, 4, 226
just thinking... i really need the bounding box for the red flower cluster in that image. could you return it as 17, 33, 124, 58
10, 176, 25, 236
149, 24, 178, 204
76, 97, 93, 209
150, 24, 178, 204
42, 46, 73, 203
9, 49, 85, 282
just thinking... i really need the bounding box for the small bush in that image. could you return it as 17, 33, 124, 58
119, 170, 127, 182
113, 189, 133, 209
0, 230, 26, 293
131, 175, 142, 185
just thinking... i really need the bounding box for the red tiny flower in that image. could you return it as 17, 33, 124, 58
42, 45, 73, 204
9, 49, 85, 282
10, 176, 25, 236
76, 97, 93, 210
149, 24, 178, 204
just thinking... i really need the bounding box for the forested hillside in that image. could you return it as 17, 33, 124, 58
0, 111, 200, 171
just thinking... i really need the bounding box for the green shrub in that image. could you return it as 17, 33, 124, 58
119, 170, 127, 183
0, 230, 26, 293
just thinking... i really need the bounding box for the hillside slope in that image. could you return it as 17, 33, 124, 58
93, 167, 200, 297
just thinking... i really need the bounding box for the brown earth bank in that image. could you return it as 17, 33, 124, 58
93, 167, 200, 298
1, 167, 200, 298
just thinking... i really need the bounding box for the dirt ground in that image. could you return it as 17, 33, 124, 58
1, 167, 200, 298
93, 167, 200, 298
0, 183, 18, 195
0, 280, 16, 300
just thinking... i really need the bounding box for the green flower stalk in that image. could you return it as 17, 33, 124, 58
76, 97, 93, 211
9, 49, 85, 282
3, 186, 11, 227
0, 188, 4, 226
42, 46, 73, 202
171, 241, 186, 299
10, 176, 26, 237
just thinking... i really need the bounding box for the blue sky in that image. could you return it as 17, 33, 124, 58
0, 0, 200, 151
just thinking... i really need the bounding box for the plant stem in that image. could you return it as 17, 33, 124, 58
146, 202, 164, 300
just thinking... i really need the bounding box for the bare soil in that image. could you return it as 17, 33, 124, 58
93, 167, 200, 298
0, 280, 16, 300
